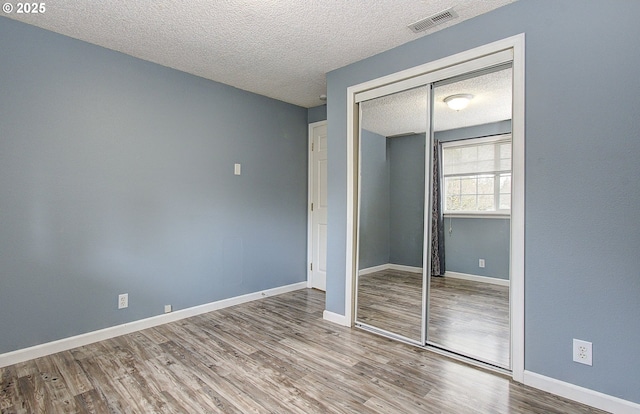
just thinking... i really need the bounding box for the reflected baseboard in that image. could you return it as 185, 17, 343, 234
444, 271, 510, 287
358, 265, 509, 287
359, 263, 423, 276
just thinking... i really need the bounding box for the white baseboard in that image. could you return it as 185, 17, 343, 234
524, 371, 640, 414
0, 282, 307, 368
444, 271, 510, 287
358, 263, 390, 276
388, 264, 423, 273
323, 310, 350, 327
359, 263, 423, 276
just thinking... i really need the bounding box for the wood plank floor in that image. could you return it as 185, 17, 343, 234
357, 270, 510, 368
0, 289, 603, 413
356, 269, 423, 341
428, 276, 510, 368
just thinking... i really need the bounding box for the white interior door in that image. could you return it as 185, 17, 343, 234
310, 122, 327, 291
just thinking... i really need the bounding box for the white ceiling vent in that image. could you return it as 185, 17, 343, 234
408, 8, 459, 33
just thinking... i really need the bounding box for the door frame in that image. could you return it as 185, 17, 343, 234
307, 120, 327, 289
344, 34, 525, 382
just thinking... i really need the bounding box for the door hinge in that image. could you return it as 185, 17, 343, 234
312, 142, 314, 151
311, 203, 314, 211
310, 263, 313, 271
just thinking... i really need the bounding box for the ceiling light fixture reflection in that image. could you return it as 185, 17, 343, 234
444, 94, 473, 110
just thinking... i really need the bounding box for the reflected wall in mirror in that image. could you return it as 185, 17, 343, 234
428, 65, 513, 368
355, 86, 428, 343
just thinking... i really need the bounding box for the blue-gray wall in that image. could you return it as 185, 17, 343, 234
0, 17, 308, 354
358, 130, 389, 269
389, 134, 425, 268
307, 104, 327, 124
326, 0, 640, 403
358, 132, 425, 270
437, 121, 511, 280
444, 217, 510, 280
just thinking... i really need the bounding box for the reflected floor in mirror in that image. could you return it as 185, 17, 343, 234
356, 269, 423, 341
428, 276, 510, 368
357, 269, 509, 368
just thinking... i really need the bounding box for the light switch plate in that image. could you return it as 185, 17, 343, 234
234, 163, 241, 175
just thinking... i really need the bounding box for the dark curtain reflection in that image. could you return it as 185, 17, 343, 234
431, 139, 445, 276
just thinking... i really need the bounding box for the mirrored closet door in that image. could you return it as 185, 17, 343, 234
353, 53, 514, 371
355, 85, 430, 344
427, 64, 513, 369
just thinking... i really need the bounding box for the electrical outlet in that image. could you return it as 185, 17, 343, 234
479, 259, 485, 268
118, 293, 128, 309
164, 305, 172, 313
573, 339, 592, 366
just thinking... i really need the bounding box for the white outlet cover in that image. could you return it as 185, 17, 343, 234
164, 304, 172, 313
118, 293, 128, 309
573, 338, 592, 366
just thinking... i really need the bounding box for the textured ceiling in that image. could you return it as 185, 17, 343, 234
5, 0, 515, 108
361, 66, 512, 136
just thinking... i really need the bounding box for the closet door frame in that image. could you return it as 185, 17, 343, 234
345, 34, 525, 382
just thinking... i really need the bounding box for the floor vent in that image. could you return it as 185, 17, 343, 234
408, 8, 458, 33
